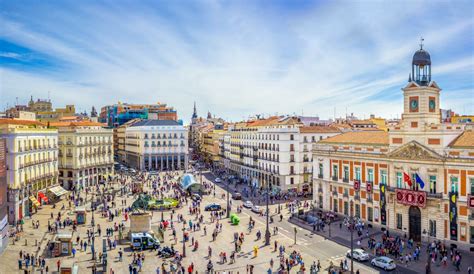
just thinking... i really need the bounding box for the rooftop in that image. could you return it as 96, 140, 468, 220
448, 130, 474, 148
299, 126, 341, 133
130, 120, 181, 127
0, 118, 45, 127
319, 131, 389, 146
50, 121, 106, 127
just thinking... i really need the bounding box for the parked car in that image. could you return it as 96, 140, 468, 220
371, 256, 396, 271
205, 203, 222, 211
232, 193, 242, 200
346, 249, 369, 261
251, 205, 262, 213
215, 178, 222, 183
243, 201, 253, 208
191, 194, 201, 202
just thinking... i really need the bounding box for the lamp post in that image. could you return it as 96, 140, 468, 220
182, 223, 186, 257
226, 179, 230, 218
350, 200, 354, 274
265, 182, 270, 246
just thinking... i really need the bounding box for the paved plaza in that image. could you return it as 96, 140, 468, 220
0, 169, 382, 274
4, 168, 473, 274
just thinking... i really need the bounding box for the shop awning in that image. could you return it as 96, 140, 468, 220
48, 186, 69, 197
29, 196, 41, 207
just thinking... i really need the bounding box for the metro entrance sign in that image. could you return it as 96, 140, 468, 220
395, 188, 427, 208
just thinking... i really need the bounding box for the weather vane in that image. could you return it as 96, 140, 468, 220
420, 37, 424, 50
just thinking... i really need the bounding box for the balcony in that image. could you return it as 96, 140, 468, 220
367, 197, 373, 203
427, 192, 443, 199
332, 176, 338, 181
332, 189, 338, 196
354, 194, 360, 201
343, 177, 349, 183
318, 173, 323, 179
343, 192, 349, 198
318, 187, 323, 193
66, 153, 73, 158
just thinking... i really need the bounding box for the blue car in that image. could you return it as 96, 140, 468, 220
205, 203, 222, 211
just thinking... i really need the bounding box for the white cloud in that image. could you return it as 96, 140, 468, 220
0, 1, 473, 121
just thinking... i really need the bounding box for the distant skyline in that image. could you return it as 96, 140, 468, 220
1, 0, 473, 122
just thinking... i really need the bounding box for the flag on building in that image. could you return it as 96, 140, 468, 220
415, 173, 425, 189
403, 172, 412, 187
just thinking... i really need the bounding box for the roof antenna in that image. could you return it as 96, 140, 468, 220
420, 37, 424, 50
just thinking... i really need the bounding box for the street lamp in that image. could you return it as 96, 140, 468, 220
349, 200, 354, 274
182, 223, 186, 257
226, 179, 230, 218
264, 182, 270, 246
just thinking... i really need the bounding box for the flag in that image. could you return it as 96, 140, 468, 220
415, 173, 425, 189
403, 172, 412, 187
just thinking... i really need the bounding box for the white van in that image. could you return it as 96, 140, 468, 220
131, 232, 160, 250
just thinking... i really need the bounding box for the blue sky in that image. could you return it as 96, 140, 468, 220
1, 0, 473, 122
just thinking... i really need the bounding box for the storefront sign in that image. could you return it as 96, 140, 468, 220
395, 188, 426, 208
468, 195, 474, 209
354, 180, 360, 191
380, 184, 387, 225
449, 192, 458, 241
366, 181, 373, 193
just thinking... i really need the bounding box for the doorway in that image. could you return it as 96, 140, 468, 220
409, 206, 421, 242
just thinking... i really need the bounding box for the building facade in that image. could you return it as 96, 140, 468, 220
0, 119, 58, 224
51, 121, 114, 190
221, 116, 341, 192
99, 102, 178, 128
312, 45, 474, 245
0, 138, 8, 254
124, 120, 189, 170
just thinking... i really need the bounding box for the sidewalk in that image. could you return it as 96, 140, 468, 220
289, 215, 474, 274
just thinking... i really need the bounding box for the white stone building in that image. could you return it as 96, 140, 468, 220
124, 120, 189, 170
0, 119, 58, 224
52, 121, 114, 190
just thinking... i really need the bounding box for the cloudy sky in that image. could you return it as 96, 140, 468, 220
1, 0, 473, 122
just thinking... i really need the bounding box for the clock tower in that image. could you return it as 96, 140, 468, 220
401, 41, 441, 129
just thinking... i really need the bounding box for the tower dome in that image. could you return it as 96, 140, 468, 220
411, 38, 431, 86
412, 49, 431, 66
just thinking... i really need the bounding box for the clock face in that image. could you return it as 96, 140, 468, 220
410, 99, 418, 111
429, 99, 436, 111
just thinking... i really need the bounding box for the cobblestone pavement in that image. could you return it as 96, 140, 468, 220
1, 170, 378, 274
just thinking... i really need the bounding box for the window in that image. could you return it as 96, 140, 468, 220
344, 201, 348, 215
470, 178, 474, 195
429, 175, 437, 194
290, 134, 294, 141
367, 168, 373, 182
396, 172, 403, 188
290, 144, 294, 151
333, 199, 338, 212
355, 167, 361, 181
290, 155, 295, 162
319, 163, 323, 177
319, 196, 323, 208
396, 213, 403, 229
290, 166, 294, 174
381, 170, 387, 185
144, 134, 148, 139
368, 207, 373, 222
355, 204, 360, 218
450, 177, 458, 193
343, 166, 349, 181
429, 220, 437, 237
290, 177, 294, 184
333, 165, 339, 179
